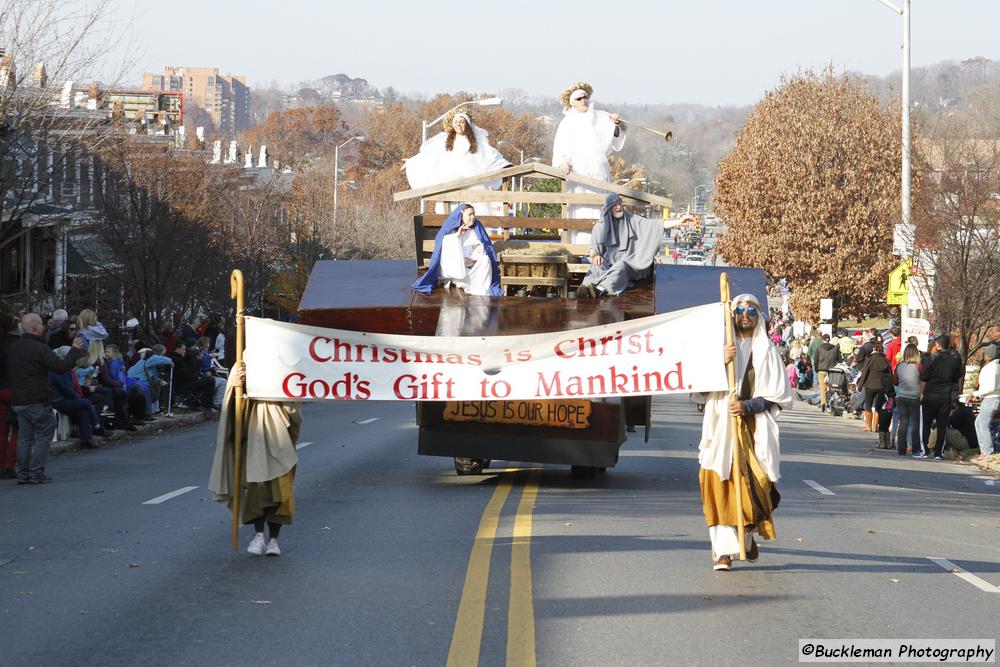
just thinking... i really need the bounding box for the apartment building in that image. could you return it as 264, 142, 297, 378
142, 66, 250, 133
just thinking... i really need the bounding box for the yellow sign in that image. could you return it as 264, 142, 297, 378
887, 259, 912, 305
443, 400, 591, 429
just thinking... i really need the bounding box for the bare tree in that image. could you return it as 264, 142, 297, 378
92, 138, 227, 338
914, 119, 1000, 357
0, 0, 129, 233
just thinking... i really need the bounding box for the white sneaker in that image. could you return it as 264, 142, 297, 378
265, 539, 281, 556
247, 532, 266, 555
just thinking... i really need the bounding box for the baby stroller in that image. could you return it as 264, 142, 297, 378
825, 363, 854, 417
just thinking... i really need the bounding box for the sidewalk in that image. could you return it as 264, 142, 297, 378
50, 410, 215, 455
797, 396, 1000, 474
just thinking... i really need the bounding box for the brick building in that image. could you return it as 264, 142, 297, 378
141, 66, 249, 133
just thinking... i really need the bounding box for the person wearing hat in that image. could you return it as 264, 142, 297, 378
552, 82, 627, 244
574, 193, 692, 298
969, 344, 999, 458
403, 109, 510, 217
697, 294, 793, 570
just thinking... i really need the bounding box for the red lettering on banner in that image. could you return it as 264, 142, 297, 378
355, 380, 371, 400
554, 339, 575, 359
280, 371, 371, 400
283, 372, 308, 398
534, 361, 687, 398
536, 372, 564, 397
553, 331, 657, 359
663, 362, 685, 391
309, 337, 332, 362
392, 373, 456, 400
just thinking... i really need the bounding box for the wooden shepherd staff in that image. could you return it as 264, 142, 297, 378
230, 269, 246, 551
720, 272, 747, 561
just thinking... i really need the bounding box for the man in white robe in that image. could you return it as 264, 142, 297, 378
552, 83, 626, 244
697, 293, 794, 571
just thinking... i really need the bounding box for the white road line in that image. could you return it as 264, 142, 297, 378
295, 441, 314, 450
143, 486, 198, 505
803, 479, 835, 496
927, 557, 1000, 593
357, 418, 379, 425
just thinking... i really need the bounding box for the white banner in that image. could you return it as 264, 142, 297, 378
902, 316, 931, 352
244, 303, 729, 401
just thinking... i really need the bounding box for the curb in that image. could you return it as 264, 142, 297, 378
51, 411, 215, 455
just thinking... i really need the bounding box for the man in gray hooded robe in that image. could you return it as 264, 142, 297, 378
576, 193, 692, 297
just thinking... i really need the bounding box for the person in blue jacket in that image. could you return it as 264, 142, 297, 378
127, 345, 173, 414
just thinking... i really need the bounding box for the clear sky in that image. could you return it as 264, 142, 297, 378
108, 0, 1000, 107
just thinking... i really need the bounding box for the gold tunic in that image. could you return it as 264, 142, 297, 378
699, 404, 779, 539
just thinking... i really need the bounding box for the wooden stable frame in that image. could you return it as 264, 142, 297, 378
393, 161, 672, 210
400, 161, 673, 292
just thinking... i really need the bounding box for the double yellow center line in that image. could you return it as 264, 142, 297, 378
447, 469, 541, 667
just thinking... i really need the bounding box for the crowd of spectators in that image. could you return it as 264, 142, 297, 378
766, 308, 1000, 462
1, 308, 228, 484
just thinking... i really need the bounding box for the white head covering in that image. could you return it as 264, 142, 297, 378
451, 112, 471, 130
697, 294, 794, 482
570, 89, 588, 101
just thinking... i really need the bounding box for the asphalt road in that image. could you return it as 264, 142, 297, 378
2, 395, 998, 666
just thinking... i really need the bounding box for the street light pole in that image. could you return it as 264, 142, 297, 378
334, 135, 365, 235
879, 0, 911, 252
418, 96, 503, 213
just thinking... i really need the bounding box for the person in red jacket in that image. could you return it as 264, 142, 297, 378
884, 326, 902, 371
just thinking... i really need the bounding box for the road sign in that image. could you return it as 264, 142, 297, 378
887, 259, 912, 305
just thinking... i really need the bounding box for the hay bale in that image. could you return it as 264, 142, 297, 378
498, 241, 573, 258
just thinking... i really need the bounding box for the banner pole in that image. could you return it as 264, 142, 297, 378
720, 272, 747, 561
230, 269, 245, 551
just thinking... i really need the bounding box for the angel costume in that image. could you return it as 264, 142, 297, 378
404, 114, 510, 217
697, 294, 793, 567
552, 97, 626, 244
411, 204, 503, 297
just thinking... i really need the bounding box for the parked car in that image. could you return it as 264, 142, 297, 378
685, 252, 705, 266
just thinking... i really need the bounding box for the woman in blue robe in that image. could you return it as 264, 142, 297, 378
411, 203, 503, 296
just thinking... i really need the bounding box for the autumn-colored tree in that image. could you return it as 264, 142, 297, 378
913, 119, 1000, 357
714, 70, 924, 321
240, 104, 350, 167
608, 156, 647, 188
